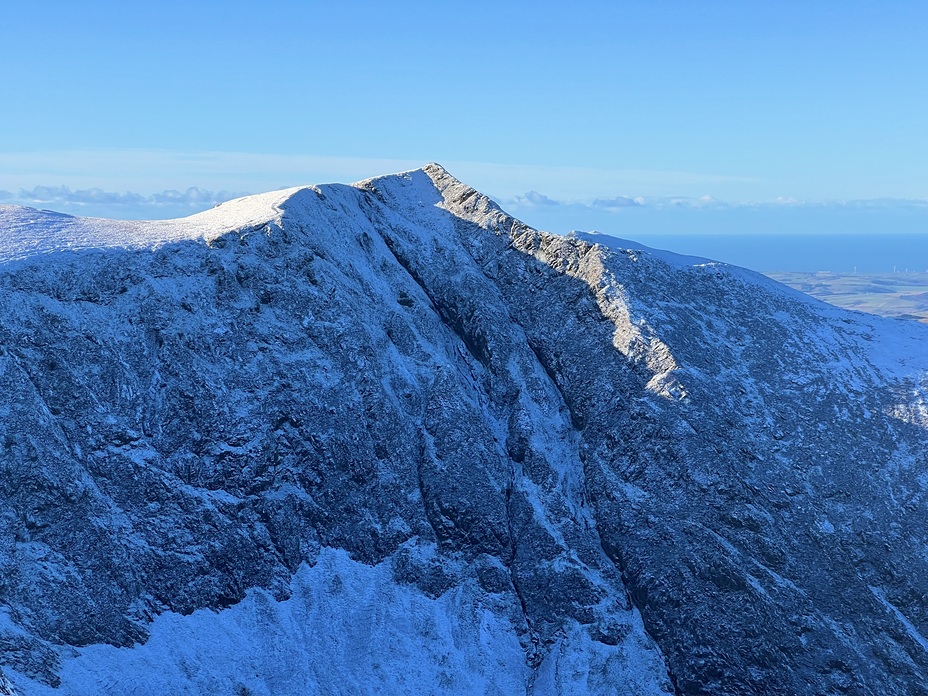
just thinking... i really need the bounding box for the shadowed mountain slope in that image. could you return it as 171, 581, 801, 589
1, 164, 927, 695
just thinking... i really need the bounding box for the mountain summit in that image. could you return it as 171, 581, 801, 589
1, 165, 927, 694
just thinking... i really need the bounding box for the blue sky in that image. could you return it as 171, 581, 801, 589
2, 0, 926, 245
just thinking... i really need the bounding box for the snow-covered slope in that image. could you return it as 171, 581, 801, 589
1, 165, 927, 695
0, 188, 305, 264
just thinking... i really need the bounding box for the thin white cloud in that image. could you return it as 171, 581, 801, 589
2, 148, 925, 204
21, 185, 145, 206
446, 159, 763, 201
0, 184, 250, 219
0, 150, 425, 196
2, 147, 926, 225
592, 195, 643, 209
511, 191, 561, 206
523, 193, 928, 213
0, 149, 767, 203
15, 185, 244, 210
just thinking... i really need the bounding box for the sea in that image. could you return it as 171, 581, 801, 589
630, 233, 928, 274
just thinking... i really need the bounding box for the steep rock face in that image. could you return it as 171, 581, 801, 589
0, 165, 927, 694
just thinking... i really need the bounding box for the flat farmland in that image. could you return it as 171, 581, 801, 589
768, 272, 928, 322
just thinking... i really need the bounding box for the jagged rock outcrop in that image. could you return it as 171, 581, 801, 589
1, 164, 927, 694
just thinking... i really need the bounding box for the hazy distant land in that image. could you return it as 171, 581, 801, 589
768, 271, 928, 322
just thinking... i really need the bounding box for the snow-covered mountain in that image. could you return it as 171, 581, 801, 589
1, 164, 927, 695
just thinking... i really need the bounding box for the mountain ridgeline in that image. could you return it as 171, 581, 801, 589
1, 165, 928, 694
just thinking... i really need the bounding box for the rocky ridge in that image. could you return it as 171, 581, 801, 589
0, 164, 927, 694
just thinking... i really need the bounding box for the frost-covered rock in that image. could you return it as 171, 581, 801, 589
1, 164, 927, 694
